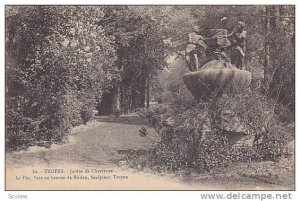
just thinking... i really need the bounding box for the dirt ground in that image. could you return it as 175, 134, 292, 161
6, 114, 294, 190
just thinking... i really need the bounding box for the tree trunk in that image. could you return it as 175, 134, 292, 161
97, 91, 114, 115
146, 74, 150, 108
264, 6, 271, 88
271, 6, 280, 28
113, 82, 121, 113
96, 81, 120, 115
270, 5, 280, 69
139, 87, 146, 108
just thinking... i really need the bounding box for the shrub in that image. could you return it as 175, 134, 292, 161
81, 106, 94, 124
5, 6, 116, 151
5, 109, 38, 151
136, 90, 294, 173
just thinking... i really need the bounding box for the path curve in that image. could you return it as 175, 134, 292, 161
6, 114, 291, 190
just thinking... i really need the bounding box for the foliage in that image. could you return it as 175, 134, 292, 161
5, 5, 295, 156
6, 6, 116, 151
5, 109, 38, 150
80, 105, 94, 125
97, 6, 197, 112
268, 6, 295, 110
135, 91, 294, 173
194, 5, 295, 109
98, 6, 167, 111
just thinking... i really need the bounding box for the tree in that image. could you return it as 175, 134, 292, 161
6, 6, 117, 150
5, 5, 294, 151
96, 6, 197, 114
268, 5, 295, 110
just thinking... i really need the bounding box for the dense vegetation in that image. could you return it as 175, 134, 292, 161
6, 4, 294, 174
5, 6, 195, 151
6, 6, 117, 150
131, 6, 295, 173
134, 90, 294, 173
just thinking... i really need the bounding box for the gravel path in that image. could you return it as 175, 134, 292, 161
6, 114, 293, 190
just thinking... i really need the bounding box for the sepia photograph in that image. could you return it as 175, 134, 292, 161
5, 5, 295, 191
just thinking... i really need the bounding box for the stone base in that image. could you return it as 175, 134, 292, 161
183, 60, 252, 99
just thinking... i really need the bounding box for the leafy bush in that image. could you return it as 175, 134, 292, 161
6, 6, 116, 151
135, 90, 294, 173
5, 109, 38, 151
81, 106, 94, 124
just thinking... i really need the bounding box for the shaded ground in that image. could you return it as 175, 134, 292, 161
6, 114, 158, 168
6, 114, 294, 190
